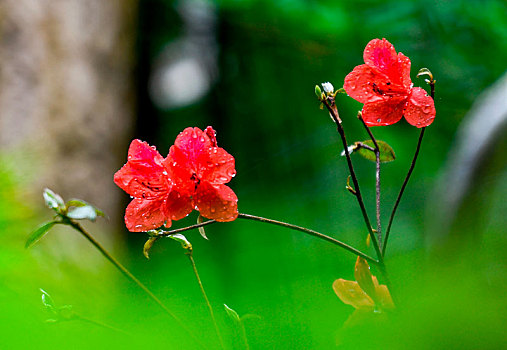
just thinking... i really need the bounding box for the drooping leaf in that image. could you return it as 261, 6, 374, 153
43, 188, 64, 211
25, 222, 57, 249
356, 140, 395, 163
66, 205, 97, 222
332, 279, 374, 310
354, 257, 378, 304
197, 215, 209, 240
169, 234, 192, 251
143, 236, 160, 259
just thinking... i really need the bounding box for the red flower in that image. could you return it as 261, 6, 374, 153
114, 127, 238, 232
164, 127, 238, 223
344, 38, 435, 128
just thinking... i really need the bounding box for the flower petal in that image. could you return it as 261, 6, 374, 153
397, 52, 412, 90
114, 140, 170, 199
172, 127, 212, 175
361, 96, 406, 126
344, 64, 388, 103
194, 182, 238, 222
332, 279, 375, 310
125, 198, 167, 232
403, 87, 436, 127
363, 38, 412, 89
363, 38, 398, 74
163, 190, 193, 222
201, 147, 236, 185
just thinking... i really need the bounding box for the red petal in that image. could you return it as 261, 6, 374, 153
344, 64, 388, 103
403, 87, 436, 127
397, 52, 412, 90
205, 126, 218, 147
172, 127, 212, 174
201, 147, 236, 185
114, 140, 171, 199
363, 38, 398, 73
163, 190, 193, 221
361, 96, 406, 126
165, 145, 197, 197
363, 38, 412, 89
125, 198, 167, 232
194, 182, 238, 222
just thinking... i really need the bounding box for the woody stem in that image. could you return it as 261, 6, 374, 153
156, 214, 379, 265
65, 220, 206, 349
321, 98, 384, 265
359, 115, 382, 248
382, 79, 434, 257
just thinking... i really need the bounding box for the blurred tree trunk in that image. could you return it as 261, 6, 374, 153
0, 0, 138, 225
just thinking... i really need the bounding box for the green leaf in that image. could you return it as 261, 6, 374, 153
197, 215, 209, 240
40, 289, 56, 311
143, 236, 160, 259
224, 304, 241, 324
170, 234, 192, 251
416, 67, 433, 80
66, 205, 97, 222
26, 222, 57, 249
356, 140, 396, 163
43, 188, 64, 211
314, 85, 322, 99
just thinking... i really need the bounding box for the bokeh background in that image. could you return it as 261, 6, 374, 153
1, 0, 506, 348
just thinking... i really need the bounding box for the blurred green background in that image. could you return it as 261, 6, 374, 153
1, 0, 506, 348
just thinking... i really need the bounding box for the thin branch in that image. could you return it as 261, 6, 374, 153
187, 252, 225, 349
67, 221, 206, 349
358, 114, 382, 247
382, 80, 434, 256
321, 99, 383, 263
156, 213, 378, 265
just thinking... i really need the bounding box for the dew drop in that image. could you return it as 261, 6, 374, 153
210, 208, 216, 213
377, 119, 381, 123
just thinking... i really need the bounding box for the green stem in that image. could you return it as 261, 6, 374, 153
66, 220, 205, 349
187, 252, 225, 350
157, 214, 378, 265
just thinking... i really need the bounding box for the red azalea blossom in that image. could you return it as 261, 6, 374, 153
344, 38, 435, 128
114, 126, 238, 232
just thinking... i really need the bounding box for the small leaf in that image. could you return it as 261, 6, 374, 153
143, 236, 159, 259
197, 215, 209, 240
332, 279, 374, 310
354, 257, 378, 304
335, 87, 346, 95
416, 67, 433, 80
356, 140, 395, 163
224, 304, 241, 324
346, 175, 356, 195
40, 289, 56, 311
43, 189, 64, 211
170, 234, 192, 251
315, 85, 322, 99
26, 222, 57, 249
